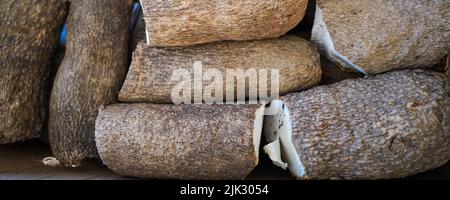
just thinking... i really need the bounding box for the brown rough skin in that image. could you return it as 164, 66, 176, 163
282, 70, 449, 179
119, 36, 322, 103
140, 0, 308, 46
49, 0, 130, 167
95, 103, 264, 180
312, 0, 450, 74
0, 0, 67, 144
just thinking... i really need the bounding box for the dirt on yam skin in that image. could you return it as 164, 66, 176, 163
49, 0, 130, 167
95, 103, 265, 180
0, 0, 68, 144
265, 70, 450, 179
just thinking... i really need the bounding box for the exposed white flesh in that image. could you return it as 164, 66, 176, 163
263, 100, 306, 178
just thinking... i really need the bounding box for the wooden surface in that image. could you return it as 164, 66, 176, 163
0, 140, 127, 180
0, 140, 448, 180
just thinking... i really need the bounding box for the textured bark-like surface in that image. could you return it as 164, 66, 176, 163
140, 0, 308, 46
120, 36, 321, 103
320, 56, 363, 85
49, 0, 130, 167
312, 0, 450, 74
95, 103, 265, 180
282, 70, 450, 179
0, 0, 67, 144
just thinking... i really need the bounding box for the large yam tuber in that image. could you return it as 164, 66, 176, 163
49, 0, 130, 167
264, 70, 450, 179
119, 36, 321, 103
95, 103, 265, 180
0, 0, 67, 144
311, 0, 450, 74
139, 0, 308, 46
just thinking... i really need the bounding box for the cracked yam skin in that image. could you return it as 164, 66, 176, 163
282, 70, 449, 179
0, 0, 67, 144
313, 0, 450, 74
120, 36, 321, 103
95, 103, 264, 180
49, 0, 130, 167
140, 0, 308, 46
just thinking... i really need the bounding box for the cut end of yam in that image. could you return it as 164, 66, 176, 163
263, 100, 306, 179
